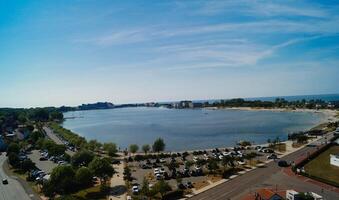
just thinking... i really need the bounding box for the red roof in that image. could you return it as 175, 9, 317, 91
241, 188, 286, 200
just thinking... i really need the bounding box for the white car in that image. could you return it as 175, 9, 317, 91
154, 168, 160, 174
159, 168, 165, 174
159, 158, 166, 163
193, 156, 198, 162
155, 173, 162, 180
132, 185, 139, 193
238, 160, 245, 165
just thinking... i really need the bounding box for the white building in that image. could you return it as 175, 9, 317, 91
286, 190, 323, 200
330, 154, 339, 167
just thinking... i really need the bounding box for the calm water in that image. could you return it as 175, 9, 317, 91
63, 107, 325, 151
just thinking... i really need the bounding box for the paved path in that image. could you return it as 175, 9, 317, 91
0, 154, 35, 200
108, 163, 127, 200
190, 132, 339, 200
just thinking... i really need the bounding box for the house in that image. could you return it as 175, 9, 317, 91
180, 101, 193, 108
330, 154, 339, 167
15, 130, 28, 140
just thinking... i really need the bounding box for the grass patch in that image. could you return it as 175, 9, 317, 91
271, 143, 286, 152
292, 143, 304, 148
304, 145, 339, 185
73, 185, 107, 200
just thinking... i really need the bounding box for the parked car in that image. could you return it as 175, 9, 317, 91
2, 178, 8, 184
178, 183, 186, 190
39, 157, 47, 161
185, 182, 194, 188
278, 160, 289, 167
111, 159, 121, 164
267, 154, 278, 159
132, 185, 139, 194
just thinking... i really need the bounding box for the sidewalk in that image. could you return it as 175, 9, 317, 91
108, 163, 127, 200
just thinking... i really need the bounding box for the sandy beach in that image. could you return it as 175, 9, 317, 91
205, 107, 338, 123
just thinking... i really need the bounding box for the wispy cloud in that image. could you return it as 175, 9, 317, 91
75, 17, 339, 47
188, 0, 331, 18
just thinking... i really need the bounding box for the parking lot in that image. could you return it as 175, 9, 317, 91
27, 150, 57, 173
126, 145, 278, 194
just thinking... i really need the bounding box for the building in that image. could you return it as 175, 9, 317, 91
286, 190, 323, 200
180, 101, 193, 108
330, 154, 339, 167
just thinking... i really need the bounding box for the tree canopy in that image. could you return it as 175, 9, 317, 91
88, 157, 114, 185
152, 138, 165, 153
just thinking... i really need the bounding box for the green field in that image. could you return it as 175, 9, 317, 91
304, 145, 339, 185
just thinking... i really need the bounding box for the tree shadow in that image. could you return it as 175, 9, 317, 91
110, 185, 127, 196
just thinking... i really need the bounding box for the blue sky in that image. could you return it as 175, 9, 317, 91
0, 0, 338, 108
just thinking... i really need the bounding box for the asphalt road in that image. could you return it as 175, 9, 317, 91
190, 133, 339, 200
43, 126, 75, 156
0, 154, 33, 200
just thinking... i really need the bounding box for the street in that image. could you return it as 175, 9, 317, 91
0, 154, 34, 200
190, 133, 339, 200
43, 126, 75, 156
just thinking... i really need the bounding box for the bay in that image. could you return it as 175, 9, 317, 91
62, 107, 325, 151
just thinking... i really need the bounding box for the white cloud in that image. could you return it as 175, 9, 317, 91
190, 0, 330, 18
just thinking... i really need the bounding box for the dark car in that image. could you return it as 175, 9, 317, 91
39, 157, 47, 161
186, 182, 194, 188
111, 159, 121, 164
178, 183, 186, 190
2, 179, 8, 184
278, 160, 289, 167
267, 154, 278, 160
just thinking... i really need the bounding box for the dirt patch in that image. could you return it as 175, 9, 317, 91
193, 180, 210, 190
207, 175, 222, 183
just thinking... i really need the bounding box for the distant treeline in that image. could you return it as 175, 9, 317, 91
206, 98, 339, 109
0, 107, 63, 132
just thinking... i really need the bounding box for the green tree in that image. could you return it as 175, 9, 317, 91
88, 157, 115, 186
152, 138, 165, 153
141, 177, 150, 197
42, 181, 56, 198
50, 111, 64, 121
8, 152, 20, 167
129, 144, 139, 154
75, 167, 93, 187
49, 144, 67, 157
87, 139, 102, 152
207, 159, 219, 174
7, 143, 20, 154
142, 144, 150, 154
49, 165, 76, 195
71, 150, 95, 167
21, 159, 36, 172
103, 142, 117, 157
152, 179, 171, 198
29, 131, 44, 144
222, 156, 235, 169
